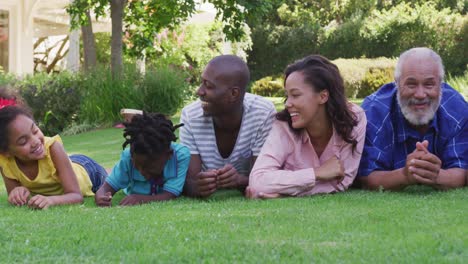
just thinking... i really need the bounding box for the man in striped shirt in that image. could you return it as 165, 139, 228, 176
180, 55, 276, 198
357, 47, 468, 190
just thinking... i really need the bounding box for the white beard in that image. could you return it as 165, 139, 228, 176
396, 86, 441, 126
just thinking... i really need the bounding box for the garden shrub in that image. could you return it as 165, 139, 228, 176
4, 64, 192, 134
249, 23, 323, 81
322, 2, 467, 77
0, 72, 15, 86
78, 64, 190, 126
251, 58, 396, 99
358, 67, 394, 98
251, 75, 284, 97
333, 57, 395, 99
78, 65, 143, 125
18, 72, 81, 135
447, 71, 468, 98
249, 1, 466, 79
320, 16, 366, 59
359, 2, 466, 75
138, 66, 190, 116
248, 3, 323, 81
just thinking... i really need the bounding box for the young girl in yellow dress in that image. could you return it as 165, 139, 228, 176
0, 99, 107, 209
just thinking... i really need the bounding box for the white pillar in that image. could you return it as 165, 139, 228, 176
8, 0, 36, 76
67, 27, 80, 72
5, 1, 33, 76
20, 20, 34, 74
67, 0, 80, 72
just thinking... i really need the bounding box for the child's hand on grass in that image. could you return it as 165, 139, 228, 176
8, 186, 30, 206
95, 192, 113, 207
28, 195, 53, 210
119, 194, 148, 206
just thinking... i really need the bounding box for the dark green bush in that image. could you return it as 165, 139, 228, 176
339, 2, 466, 75
18, 72, 81, 135
320, 17, 365, 59
138, 66, 190, 116
322, 3, 466, 87
5, 64, 190, 134
78, 64, 190, 125
248, 22, 322, 80
249, 1, 467, 79
78, 65, 142, 125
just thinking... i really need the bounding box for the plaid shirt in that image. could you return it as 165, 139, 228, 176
358, 82, 468, 177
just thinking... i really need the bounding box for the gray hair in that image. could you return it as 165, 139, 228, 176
394, 47, 445, 83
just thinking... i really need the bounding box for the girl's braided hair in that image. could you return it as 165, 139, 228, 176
122, 112, 183, 156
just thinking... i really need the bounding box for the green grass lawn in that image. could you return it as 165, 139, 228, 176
0, 97, 466, 262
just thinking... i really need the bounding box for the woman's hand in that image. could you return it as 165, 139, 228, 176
315, 156, 344, 181
245, 186, 283, 199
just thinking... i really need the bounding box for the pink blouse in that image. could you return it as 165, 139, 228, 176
248, 104, 366, 197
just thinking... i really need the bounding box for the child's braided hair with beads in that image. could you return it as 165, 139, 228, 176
122, 112, 183, 156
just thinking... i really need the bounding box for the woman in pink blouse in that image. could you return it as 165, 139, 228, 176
246, 55, 367, 199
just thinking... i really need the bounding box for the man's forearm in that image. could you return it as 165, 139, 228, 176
361, 168, 411, 191
433, 168, 466, 190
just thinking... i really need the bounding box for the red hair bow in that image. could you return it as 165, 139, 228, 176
0, 98, 16, 109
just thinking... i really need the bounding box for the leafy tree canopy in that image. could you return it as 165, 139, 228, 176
67, 0, 272, 58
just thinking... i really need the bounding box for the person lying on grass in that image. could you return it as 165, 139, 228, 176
355, 47, 468, 190
95, 112, 190, 206
0, 104, 107, 209
179, 55, 276, 198
246, 55, 367, 199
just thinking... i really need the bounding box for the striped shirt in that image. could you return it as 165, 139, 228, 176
358, 82, 468, 177
180, 93, 276, 175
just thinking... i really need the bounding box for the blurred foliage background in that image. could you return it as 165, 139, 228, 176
0, 0, 466, 135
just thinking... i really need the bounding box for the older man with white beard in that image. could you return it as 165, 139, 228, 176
356, 47, 468, 190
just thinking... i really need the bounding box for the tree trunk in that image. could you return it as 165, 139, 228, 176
110, 0, 126, 79
81, 10, 97, 71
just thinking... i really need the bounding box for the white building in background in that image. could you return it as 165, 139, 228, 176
0, 0, 111, 76
0, 0, 218, 76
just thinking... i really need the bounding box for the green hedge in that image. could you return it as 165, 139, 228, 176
251, 57, 396, 99
248, 2, 467, 79
19, 72, 81, 135
0, 65, 191, 135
